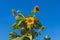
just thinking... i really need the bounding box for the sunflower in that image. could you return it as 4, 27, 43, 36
32, 5, 40, 13
25, 17, 34, 27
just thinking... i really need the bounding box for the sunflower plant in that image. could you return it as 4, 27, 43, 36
9, 5, 50, 40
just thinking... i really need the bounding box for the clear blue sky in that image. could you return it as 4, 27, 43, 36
0, 0, 60, 40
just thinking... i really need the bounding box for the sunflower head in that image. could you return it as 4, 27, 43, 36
32, 5, 40, 13
34, 5, 40, 12
25, 17, 34, 27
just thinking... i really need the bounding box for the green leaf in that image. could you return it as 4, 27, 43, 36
19, 21, 27, 29
23, 37, 30, 40
15, 15, 24, 21
34, 17, 39, 21
21, 28, 27, 35
39, 26, 44, 30
9, 32, 19, 40
11, 21, 21, 30
33, 20, 43, 29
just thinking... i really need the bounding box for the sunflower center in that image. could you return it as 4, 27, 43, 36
36, 7, 39, 11
28, 19, 32, 23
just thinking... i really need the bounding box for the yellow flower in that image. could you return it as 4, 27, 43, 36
25, 17, 34, 27
32, 5, 40, 13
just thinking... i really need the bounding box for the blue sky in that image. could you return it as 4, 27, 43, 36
0, 0, 60, 40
